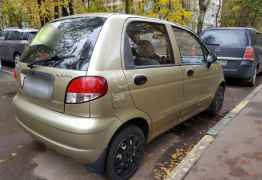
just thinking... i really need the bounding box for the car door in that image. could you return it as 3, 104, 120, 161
0, 31, 6, 60
7, 31, 21, 61
123, 20, 184, 136
1, 30, 19, 61
172, 27, 216, 121
0, 31, 11, 61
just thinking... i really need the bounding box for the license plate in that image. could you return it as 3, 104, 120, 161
218, 60, 227, 66
20, 73, 26, 87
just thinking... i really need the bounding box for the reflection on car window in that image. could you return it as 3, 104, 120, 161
201, 30, 247, 48
126, 21, 173, 67
173, 28, 204, 65
21, 17, 106, 71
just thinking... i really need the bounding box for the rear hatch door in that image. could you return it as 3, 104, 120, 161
16, 16, 106, 114
17, 64, 86, 113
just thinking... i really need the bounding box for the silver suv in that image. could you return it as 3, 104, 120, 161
0, 28, 38, 63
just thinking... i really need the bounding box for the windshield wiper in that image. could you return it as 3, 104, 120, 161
27, 55, 75, 69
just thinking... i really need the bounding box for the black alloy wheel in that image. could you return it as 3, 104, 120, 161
106, 126, 145, 180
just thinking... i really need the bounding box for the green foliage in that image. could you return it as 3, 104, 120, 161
138, 0, 193, 26
221, 0, 262, 30
2, 0, 24, 27
1, 0, 193, 28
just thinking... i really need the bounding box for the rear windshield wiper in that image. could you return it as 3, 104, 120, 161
27, 55, 75, 69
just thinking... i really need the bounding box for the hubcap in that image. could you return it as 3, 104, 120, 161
113, 135, 144, 177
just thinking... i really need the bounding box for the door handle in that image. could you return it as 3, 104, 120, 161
187, 69, 194, 77
134, 75, 148, 86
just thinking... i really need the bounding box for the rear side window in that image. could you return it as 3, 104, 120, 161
173, 27, 205, 65
201, 30, 247, 48
6, 31, 19, 40
21, 16, 106, 71
125, 21, 174, 68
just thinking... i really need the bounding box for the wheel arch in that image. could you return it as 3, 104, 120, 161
219, 81, 226, 90
13, 51, 21, 57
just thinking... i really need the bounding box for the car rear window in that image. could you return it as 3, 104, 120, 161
21, 16, 106, 71
201, 29, 247, 48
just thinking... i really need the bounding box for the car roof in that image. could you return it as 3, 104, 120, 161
50, 13, 191, 33
203, 27, 257, 32
52, 13, 178, 24
4, 27, 38, 33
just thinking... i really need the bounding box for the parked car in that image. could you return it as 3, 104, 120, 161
201, 27, 262, 86
13, 14, 225, 180
0, 28, 38, 64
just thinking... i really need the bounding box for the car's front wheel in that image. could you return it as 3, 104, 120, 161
106, 126, 145, 180
207, 86, 225, 116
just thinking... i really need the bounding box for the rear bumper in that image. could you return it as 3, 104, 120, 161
223, 60, 256, 80
13, 94, 120, 164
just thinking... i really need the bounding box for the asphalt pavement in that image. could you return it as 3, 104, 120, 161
0, 69, 261, 180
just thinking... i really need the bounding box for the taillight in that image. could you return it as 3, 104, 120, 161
66, 76, 108, 104
13, 69, 17, 79
243, 47, 255, 61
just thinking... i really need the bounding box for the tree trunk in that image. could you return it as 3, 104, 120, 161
69, 0, 74, 15
54, 3, 59, 19
125, 0, 130, 13
37, 0, 45, 26
215, 0, 222, 27
197, 0, 210, 34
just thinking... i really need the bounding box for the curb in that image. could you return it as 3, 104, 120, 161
166, 84, 262, 180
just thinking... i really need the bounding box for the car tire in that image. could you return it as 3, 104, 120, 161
247, 68, 257, 87
106, 125, 145, 180
207, 86, 225, 117
13, 53, 21, 65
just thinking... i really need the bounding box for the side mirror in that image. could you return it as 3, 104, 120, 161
207, 54, 217, 68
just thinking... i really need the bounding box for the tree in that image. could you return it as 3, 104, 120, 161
221, 0, 262, 29
197, 0, 210, 34
142, 0, 193, 26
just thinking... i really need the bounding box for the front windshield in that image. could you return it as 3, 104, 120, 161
21, 16, 106, 71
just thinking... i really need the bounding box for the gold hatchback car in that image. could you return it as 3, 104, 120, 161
13, 14, 225, 180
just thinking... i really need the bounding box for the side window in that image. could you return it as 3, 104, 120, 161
6, 31, 19, 40
125, 21, 174, 67
173, 27, 205, 65
21, 32, 29, 40
0, 31, 5, 40
3, 31, 10, 40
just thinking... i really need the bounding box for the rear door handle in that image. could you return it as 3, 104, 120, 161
134, 75, 148, 86
187, 69, 194, 77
